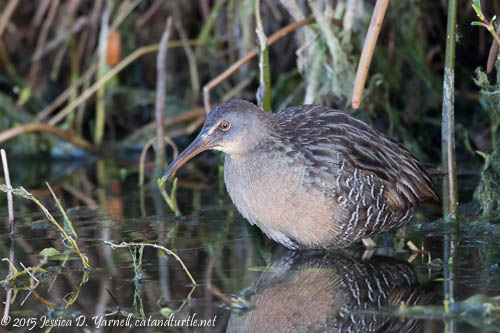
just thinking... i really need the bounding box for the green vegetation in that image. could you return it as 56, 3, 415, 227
0, 1, 499, 331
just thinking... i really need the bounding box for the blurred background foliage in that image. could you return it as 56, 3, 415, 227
0, 0, 498, 213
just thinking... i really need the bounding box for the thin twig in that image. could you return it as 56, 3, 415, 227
174, 15, 200, 99
46, 183, 77, 239
0, 41, 23, 87
62, 184, 97, 207
136, 0, 164, 28
352, 0, 389, 110
264, 0, 283, 21
77, 0, 102, 65
206, 284, 233, 304
278, 80, 305, 110
184, 116, 205, 135
139, 138, 155, 188
139, 137, 179, 188
155, 17, 173, 170
1, 148, 15, 319
0, 123, 93, 150
37, 62, 98, 120
279, 0, 316, 43
110, 0, 142, 31
31, 17, 88, 63
104, 241, 196, 286
28, 0, 60, 90
197, 0, 226, 44
32, 0, 51, 28
1, 149, 14, 239
158, 178, 181, 216
303, 40, 324, 104
20, 262, 39, 283
3, 277, 13, 319
0, 0, 20, 38
221, 77, 253, 102
124, 107, 205, 144
226, 0, 236, 65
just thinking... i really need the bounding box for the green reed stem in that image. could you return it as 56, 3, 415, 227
441, 0, 459, 220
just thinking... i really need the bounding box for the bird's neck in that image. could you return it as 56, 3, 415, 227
224, 145, 269, 177
227, 129, 277, 158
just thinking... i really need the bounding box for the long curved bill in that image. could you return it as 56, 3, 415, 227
160, 129, 214, 184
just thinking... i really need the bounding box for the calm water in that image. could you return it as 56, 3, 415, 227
0, 155, 499, 332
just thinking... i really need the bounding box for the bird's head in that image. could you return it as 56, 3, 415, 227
160, 99, 271, 183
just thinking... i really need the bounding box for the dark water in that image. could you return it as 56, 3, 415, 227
0, 155, 499, 332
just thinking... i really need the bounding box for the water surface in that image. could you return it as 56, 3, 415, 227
0, 155, 499, 332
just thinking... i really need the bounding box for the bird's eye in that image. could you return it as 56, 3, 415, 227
219, 121, 231, 131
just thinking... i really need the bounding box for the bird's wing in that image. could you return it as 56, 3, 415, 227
276, 105, 439, 210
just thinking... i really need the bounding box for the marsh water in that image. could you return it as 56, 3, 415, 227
0, 153, 499, 333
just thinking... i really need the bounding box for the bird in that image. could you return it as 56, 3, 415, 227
161, 99, 439, 250
226, 250, 438, 333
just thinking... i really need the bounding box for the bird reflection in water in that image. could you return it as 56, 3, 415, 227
227, 250, 438, 333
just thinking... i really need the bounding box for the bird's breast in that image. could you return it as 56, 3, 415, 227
223, 151, 343, 249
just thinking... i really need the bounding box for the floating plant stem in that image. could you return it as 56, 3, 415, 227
46, 182, 77, 239
0, 185, 91, 269
104, 241, 196, 287
130, 245, 146, 317
158, 177, 181, 217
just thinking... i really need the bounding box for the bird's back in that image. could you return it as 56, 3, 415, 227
274, 105, 439, 209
